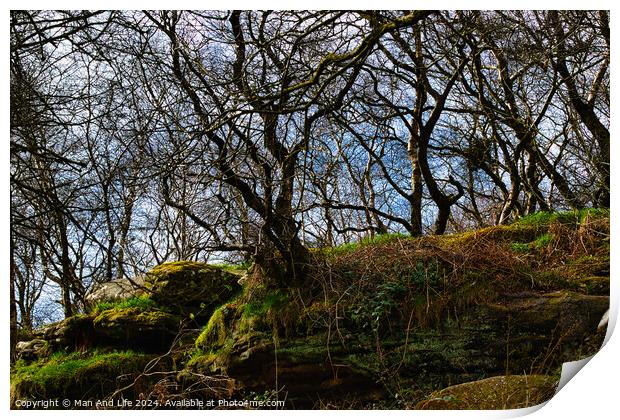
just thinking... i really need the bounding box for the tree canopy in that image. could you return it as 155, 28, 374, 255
10, 10, 609, 329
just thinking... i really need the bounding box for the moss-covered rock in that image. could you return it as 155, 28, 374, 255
15, 339, 50, 361
10, 351, 159, 407
144, 261, 242, 316
195, 305, 229, 351
188, 332, 385, 408
483, 291, 608, 362
34, 315, 96, 352
415, 375, 556, 409
185, 288, 606, 408
92, 307, 181, 351
90, 296, 160, 315
25, 306, 182, 355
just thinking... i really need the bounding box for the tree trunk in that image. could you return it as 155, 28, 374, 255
434, 205, 451, 235
408, 131, 424, 236
10, 235, 18, 362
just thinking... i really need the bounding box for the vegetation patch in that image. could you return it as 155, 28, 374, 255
11, 350, 153, 404
319, 233, 410, 258
515, 208, 609, 227
211, 261, 252, 273
91, 296, 159, 315
195, 306, 229, 351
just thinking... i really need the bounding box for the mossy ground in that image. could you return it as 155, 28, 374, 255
11, 350, 154, 404
318, 232, 410, 257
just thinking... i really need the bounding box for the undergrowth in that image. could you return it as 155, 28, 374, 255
193, 209, 609, 351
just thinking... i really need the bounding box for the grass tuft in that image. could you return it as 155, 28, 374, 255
90, 296, 158, 315
320, 232, 410, 257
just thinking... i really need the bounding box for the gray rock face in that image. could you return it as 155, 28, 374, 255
15, 339, 49, 360
85, 276, 145, 304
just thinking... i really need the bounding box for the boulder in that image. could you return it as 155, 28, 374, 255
92, 307, 181, 351
144, 261, 242, 316
187, 291, 607, 408
189, 332, 386, 408
11, 351, 163, 406
473, 291, 609, 371
15, 339, 49, 361
85, 276, 145, 305
415, 375, 556, 409
30, 309, 181, 353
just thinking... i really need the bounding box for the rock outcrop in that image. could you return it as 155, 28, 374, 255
184, 291, 606, 408
92, 308, 181, 351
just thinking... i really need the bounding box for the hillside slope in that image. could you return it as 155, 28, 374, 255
11, 210, 610, 409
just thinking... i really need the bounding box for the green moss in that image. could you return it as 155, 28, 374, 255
533, 233, 552, 249
434, 224, 540, 247
515, 208, 609, 227
11, 350, 153, 403
511, 242, 531, 253
232, 289, 292, 337
432, 209, 607, 250
320, 232, 410, 257
93, 307, 177, 326
211, 261, 251, 273
91, 296, 158, 315
184, 338, 241, 374
243, 290, 289, 318
195, 306, 228, 350
186, 350, 219, 370
511, 233, 553, 253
